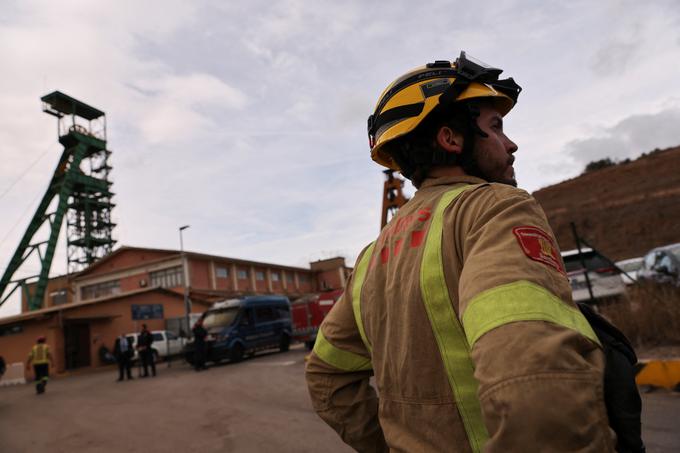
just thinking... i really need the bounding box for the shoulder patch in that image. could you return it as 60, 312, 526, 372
513, 226, 566, 275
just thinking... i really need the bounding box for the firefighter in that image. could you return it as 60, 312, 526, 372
305, 52, 622, 452
26, 336, 54, 395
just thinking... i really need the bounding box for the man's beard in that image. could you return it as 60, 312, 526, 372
460, 144, 517, 187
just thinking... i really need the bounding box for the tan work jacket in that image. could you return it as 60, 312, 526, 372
305, 176, 614, 452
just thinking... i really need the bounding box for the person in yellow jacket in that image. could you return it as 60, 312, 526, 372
306, 52, 620, 452
26, 335, 54, 395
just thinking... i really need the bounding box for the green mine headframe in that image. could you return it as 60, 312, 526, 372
0, 91, 116, 311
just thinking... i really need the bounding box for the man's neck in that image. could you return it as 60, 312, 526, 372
426, 165, 468, 179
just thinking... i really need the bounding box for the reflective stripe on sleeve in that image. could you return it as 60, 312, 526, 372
420, 184, 488, 453
462, 280, 601, 348
312, 330, 372, 372
352, 242, 376, 354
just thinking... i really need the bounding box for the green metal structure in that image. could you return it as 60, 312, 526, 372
0, 91, 115, 311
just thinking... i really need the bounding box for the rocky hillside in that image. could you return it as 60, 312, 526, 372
532, 146, 680, 262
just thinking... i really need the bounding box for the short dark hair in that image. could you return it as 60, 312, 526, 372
386, 102, 473, 188
385, 99, 486, 188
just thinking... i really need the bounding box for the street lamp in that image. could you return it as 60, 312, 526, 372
179, 225, 191, 338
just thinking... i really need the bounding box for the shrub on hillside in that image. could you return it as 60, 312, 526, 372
598, 282, 680, 347
584, 158, 616, 173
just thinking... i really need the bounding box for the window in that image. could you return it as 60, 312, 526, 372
204, 307, 240, 328
51, 289, 68, 305
286, 273, 294, 283
81, 280, 120, 300
237, 269, 248, 279
255, 271, 265, 281
0, 324, 22, 337
255, 306, 276, 322
271, 272, 280, 282
216, 267, 229, 278
299, 274, 310, 283
240, 309, 253, 326
167, 331, 178, 340
152, 333, 164, 341
276, 306, 290, 319
150, 266, 184, 288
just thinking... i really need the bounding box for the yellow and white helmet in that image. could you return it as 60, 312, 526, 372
368, 51, 522, 170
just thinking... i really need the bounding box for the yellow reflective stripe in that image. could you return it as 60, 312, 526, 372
420, 184, 488, 453
312, 330, 372, 371
462, 280, 601, 347
352, 242, 376, 354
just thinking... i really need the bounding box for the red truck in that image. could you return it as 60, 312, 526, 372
291, 289, 344, 349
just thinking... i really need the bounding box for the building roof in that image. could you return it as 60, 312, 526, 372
75, 245, 317, 280
41, 91, 105, 120
0, 287, 194, 326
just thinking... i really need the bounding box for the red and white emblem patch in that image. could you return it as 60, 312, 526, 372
512, 226, 565, 274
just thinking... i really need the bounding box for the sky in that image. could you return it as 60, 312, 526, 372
1, 0, 679, 316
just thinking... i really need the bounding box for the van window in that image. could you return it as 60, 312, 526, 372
204, 307, 240, 329
276, 306, 290, 319
152, 333, 164, 341
239, 309, 253, 326
166, 331, 178, 340
255, 306, 276, 322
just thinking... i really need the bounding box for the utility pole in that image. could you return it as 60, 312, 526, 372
179, 225, 191, 338
570, 222, 595, 303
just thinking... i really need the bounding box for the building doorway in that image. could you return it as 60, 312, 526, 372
64, 322, 91, 369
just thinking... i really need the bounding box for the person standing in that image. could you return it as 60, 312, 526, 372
26, 336, 54, 394
192, 319, 208, 371
113, 334, 134, 381
306, 52, 641, 452
137, 324, 156, 377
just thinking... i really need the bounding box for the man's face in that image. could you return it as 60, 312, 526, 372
471, 103, 518, 186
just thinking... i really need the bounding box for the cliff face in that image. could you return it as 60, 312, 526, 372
532, 146, 680, 261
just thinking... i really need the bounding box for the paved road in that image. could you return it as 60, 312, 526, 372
641, 390, 680, 453
1, 344, 678, 452
1, 345, 351, 453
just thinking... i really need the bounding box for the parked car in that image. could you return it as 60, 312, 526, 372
125, 330, 186, 362
616, 257, 644, 285
561, 248, 626, 302
638, 243, 680, 286
184, 295, 292, 365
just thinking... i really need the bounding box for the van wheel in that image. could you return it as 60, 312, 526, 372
304, 341, 314, 351
279, 335, 290, 352
230, 344, 244, 363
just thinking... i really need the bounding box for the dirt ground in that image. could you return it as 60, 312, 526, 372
1, 344, 679, 452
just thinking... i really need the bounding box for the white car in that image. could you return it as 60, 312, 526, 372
561, 248, 626, 302
125, 330, 186, 362
616, 257, 644, 285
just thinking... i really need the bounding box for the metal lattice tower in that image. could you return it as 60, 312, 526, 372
380, 170, 409, 229
0, 91, 115, 311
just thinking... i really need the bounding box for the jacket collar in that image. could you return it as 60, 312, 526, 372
419, 175, 488, 190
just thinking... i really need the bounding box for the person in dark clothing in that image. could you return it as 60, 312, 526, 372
137, 324, 156, 377
113, 334, 134, 381
192, 319, 208, 371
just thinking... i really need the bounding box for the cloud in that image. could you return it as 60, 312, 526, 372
566, 107, 680, 164
3, 0, 680, 319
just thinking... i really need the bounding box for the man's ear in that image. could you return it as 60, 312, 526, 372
435, 126, 464, 154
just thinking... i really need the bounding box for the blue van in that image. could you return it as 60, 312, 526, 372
185, 295, 292, 364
